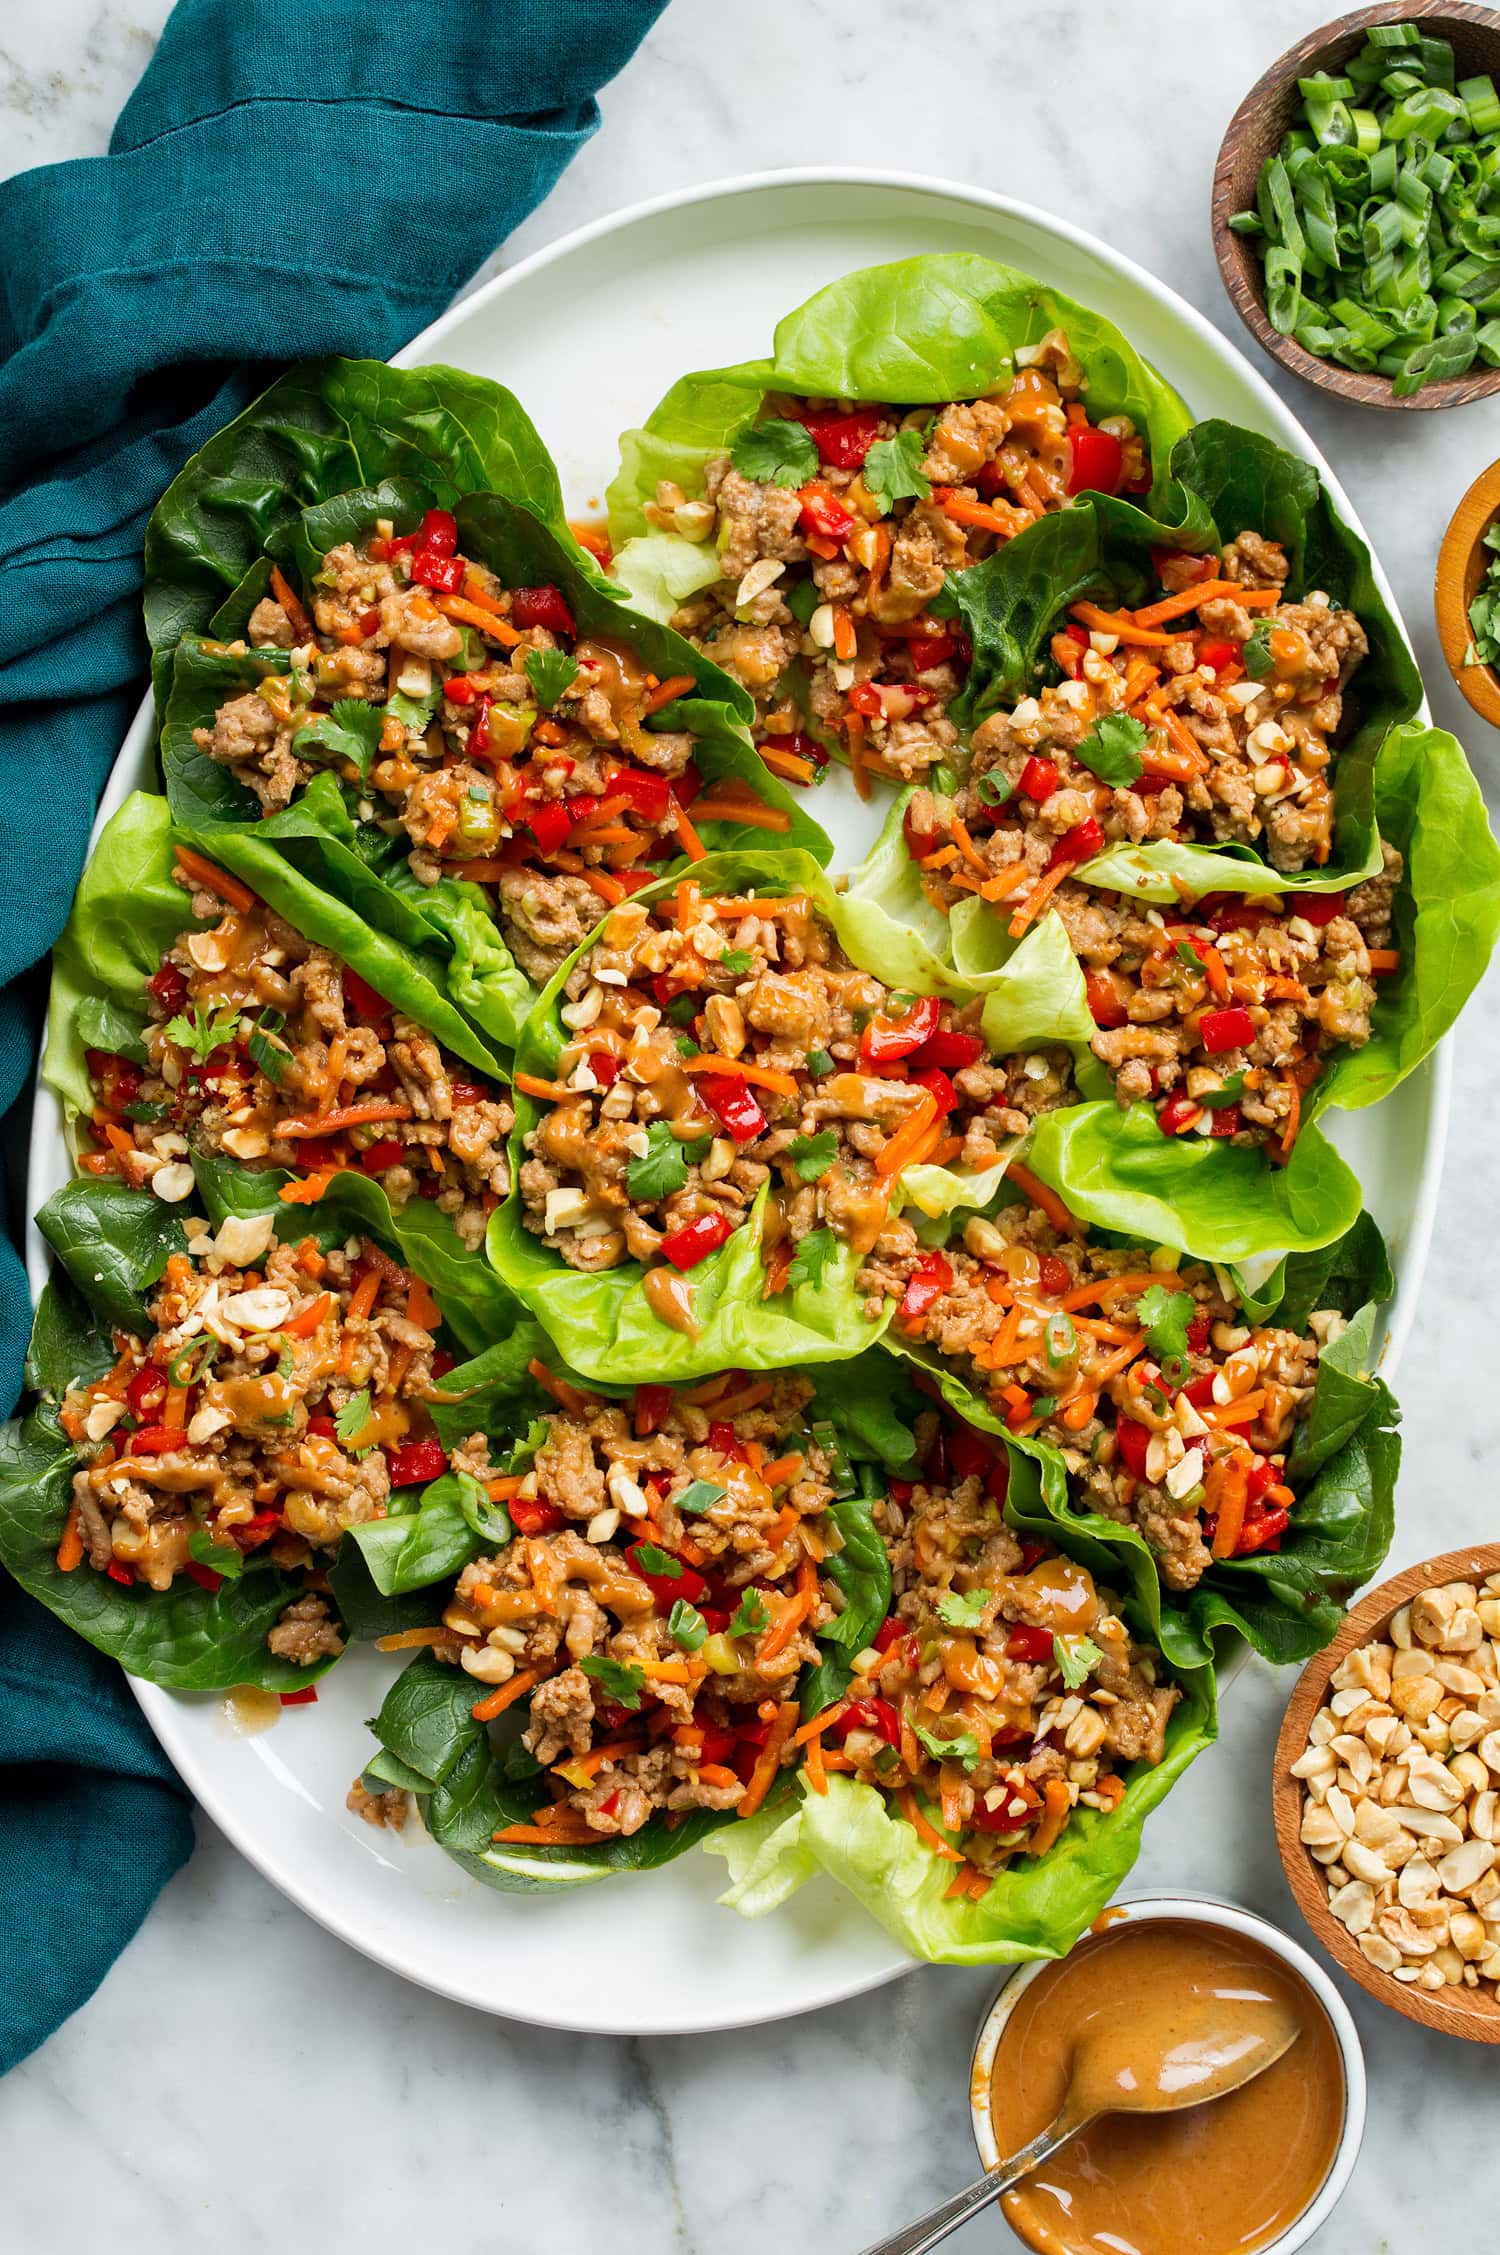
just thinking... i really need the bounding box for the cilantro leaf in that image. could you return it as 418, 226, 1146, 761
1176, 939, 1205, 973
1198, 1072, 1246, 1111
937, 1587, 992, 1630
335, 1390, 373, 1452
580, 1655, 647, 1709
523, 647, 580, 710
719, 949, 753, 976
1075, 711, 1145, 787
1137, 1284, 1195, 1379
626, 1122, 694, 1202
787, 1131, 838, 1183
672, 1477, 726, 1515
247, 1007, 290, 1084
1243, 625, 1276, 680
729, 1588, 770, 1637
731, 418, 819, 489
1053, 1633, 1105, 1690
632, 1542, 682, 1580
863, 429, 931, 516
165, 998, 241, 1065
187, 1526, 244, 1579
913, 1720, 983, 1771
787, 1227, 838, 1293
667, 1598, 707, 1651
385, 685, 440, 734
291, 697, 383, 780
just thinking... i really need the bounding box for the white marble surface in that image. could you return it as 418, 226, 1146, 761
4, 2, 1500, 2247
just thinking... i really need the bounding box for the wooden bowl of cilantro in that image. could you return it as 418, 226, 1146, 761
1436, 455, 1500, 723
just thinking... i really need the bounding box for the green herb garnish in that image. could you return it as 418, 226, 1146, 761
291, 697, 383, 780
788, 1131, 839, 1182
1138, 1284, 1195, 1380
729, 1588, 771, 1637
913, 1720, 982, 1771
863, 428, 931, 515
580, 1655, 646, 1709
523, 648, 580, 710
626, 1123, 694, 1201
165, 999, 241, 1065
788, 1227, 838, 1292
667, 1599, 707, 1651
1074, 711, 1145, 787
731, 418, 819, 488
672, 1477, 726, 1515
1053, 1634, 1106, 1690
937, 1587, 993, 1630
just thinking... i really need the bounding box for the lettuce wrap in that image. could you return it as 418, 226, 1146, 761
488, 845, 1096, 1382
160, 488, 829, 1054
359, 1348, 910, 1891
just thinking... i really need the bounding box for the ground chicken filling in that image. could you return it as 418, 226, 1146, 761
803, 1449, 1178, 1885
905, 534, 1371, 935
56, 1221, 459, 1657
432, 1371, 853, 1840
516, 882, 1077, 1311
864, 1198, 1338, 1591
190, 509, 788, 986
79, 857, 513, 1247
660, 333, 1150, 791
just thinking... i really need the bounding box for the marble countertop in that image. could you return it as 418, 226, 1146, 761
5, 2, 1499, 2247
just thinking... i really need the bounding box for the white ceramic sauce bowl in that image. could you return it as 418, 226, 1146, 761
969, 1893, 1367, 2255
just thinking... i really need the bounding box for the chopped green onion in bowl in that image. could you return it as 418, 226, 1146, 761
1464, 520, 1500, 668
1230, 21, 1500, 397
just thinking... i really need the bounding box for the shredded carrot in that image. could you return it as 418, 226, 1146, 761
693, 794, 792, 833
1368, 949, 1400, 974
711, 1377, 775, 1420
1059, 1392, 1099, 1432
295, 1240, 326, 1280
346, 1267, 382, 1327
760, 1452, 805, 1488
56, 1502, 85, 1573
486, 1475, 524, 1501
1070, 602, 1172, 649
491, 1819, 599, 1846
898, 1788, 965, 1862
267, 563, 313, 640
1060, 1270, 1181, 1311
979, 862, 1031, 902
1161, 709, 1209, 772
758, 1589, 814, 1664
1007, 860, 1073, 938
281, 1100, 412, 1139
514, 1071, 577, 1104
526, 1356, 594, 1414
758, 743, 817, 786
1006, 1162, 1079, 1239
639, 1658, 693, 1683
580, 869, 626, 906
831, 605, 857, 662
978, 1302, 1025, 1371
1027, 1779, 1073, 1858
375, 1626, 466, 1652
803, 1733, 828, 1795
1085, 1331, 1149, 1385
405, 1277, 441, 1331
948, 814, 988, 876
1205, 1390, 1267, 1430
436, 592, 522, 644
935, 488, 1027, 539
793, 1702, 848, 1748
641, 673, 696, 715
846, 710, 870, 800
1129, 579, 1266, 629
680, 1054, 800, 1099
1208, 1456, 1250, 1558
1094, 1775, 1127, 1812
1121, 658, 1160, 705
281, 1291, 331, 1340
471, 1666, 547, 1723
874, 1092, 939, 1179
1277, 1072, 1304, 1162
920, 843, 959, 871
672, 801, 707, 861
173, 846, 255, 913
736, 1701, 799, 1820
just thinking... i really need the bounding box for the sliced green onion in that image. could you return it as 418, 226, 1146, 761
1350, 108, 1382, 155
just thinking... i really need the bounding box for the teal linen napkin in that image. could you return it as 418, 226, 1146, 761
0, 0, 666, 2074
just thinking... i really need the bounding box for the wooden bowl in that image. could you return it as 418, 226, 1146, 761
1434, 456, 1500, 726
1273, 1544, 1500, 2042
1212, 2, 1500, 411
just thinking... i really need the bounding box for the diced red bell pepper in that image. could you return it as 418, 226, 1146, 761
1005, 1623, 1056, 1663
660, 1212, 735, 1271
698, 1074, 766, 1144
861, 993, 942, 1067
467, 693, 493, 759
606, 766, 672, 823
760, 731, 827, 781
589, 1053, 621, 1089
910, 1067, 958, 1116
1038, 1254, 1072, 1297
633, 1384, 673, 1437
1245, 1457, 1281, 1506
848, 680, 885, 720
1066, 425, 1125, 497
626, 1542, 709, 1609
511, 584, 576, 636
671, 761, 703, 807
1045, 817, 1104, 873
832, 1696, 902, 1748
525, 800, 572, 857
125, 1363, 167, 1419
1116, 1417, 1152, 1479
129, 1424, 181, 1456
902, 804, 940, 861
594, 1699, 645, 1735
418, 508, 458, 557
443, 673, 485, 706
1296, 890, 1346, 926
229, 1512, 283, 1551
970, 1782, 1036, 1831
410, 550, 465, 595
510, 1496, 565, 1536
306, 1413, 339, 1442
1178, 1371, 1217, 1410
279, 1686, 319, 1706
388, 1438, 448, 1489
184, 1561, 222, 1593
693, 1722, 738, 1765
797, 481, 857, 543
898, 1250, 952, 1328
431, 1349, 456, 1380
105, 1560, 135, 1586
1233, 1500, 1289, 1555
873, 1617, 907, 1654
1186, 1315, 1211, 1354
1085, 971, 1128, 1030
1209, 1105, 1242, 1139
343, 968, 392, 1026
1019, 756, 1059, 802
946, 1420, 1009, 1503
360, 1139, 405, 1173
707, 1419, 746, 1462
907, 1027, 985, 1073
147, 960, 188, 1014
1196, 638, 1239, 675
1199, 1006, 1255, 1055
907, 631, 964, 673
87, 1050, 144, 1111
1157, 1094, 1204, 1136
449, 1081, 489, 1108
798, 405, 884, 470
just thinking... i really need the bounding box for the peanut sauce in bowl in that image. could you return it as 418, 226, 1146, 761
970, 1898, 1364, 2255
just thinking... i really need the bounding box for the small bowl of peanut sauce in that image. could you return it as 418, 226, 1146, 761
969, 1895, 1365, 2255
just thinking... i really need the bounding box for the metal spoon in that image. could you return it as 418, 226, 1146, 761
854, 1993, 1303, 2255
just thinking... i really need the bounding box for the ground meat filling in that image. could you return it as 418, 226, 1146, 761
436, 1373, 845, 1838
825, 1455, 1178, 1876
864, 1199, 1333, 1590
658, 333, 1150, 787
189, 512, 784, 986
56, 1221, 453, 1650
516, 883, 1077, 1300
79, 871, 512, 1248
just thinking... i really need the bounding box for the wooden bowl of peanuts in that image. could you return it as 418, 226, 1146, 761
1273, 1545, 1500, 2040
